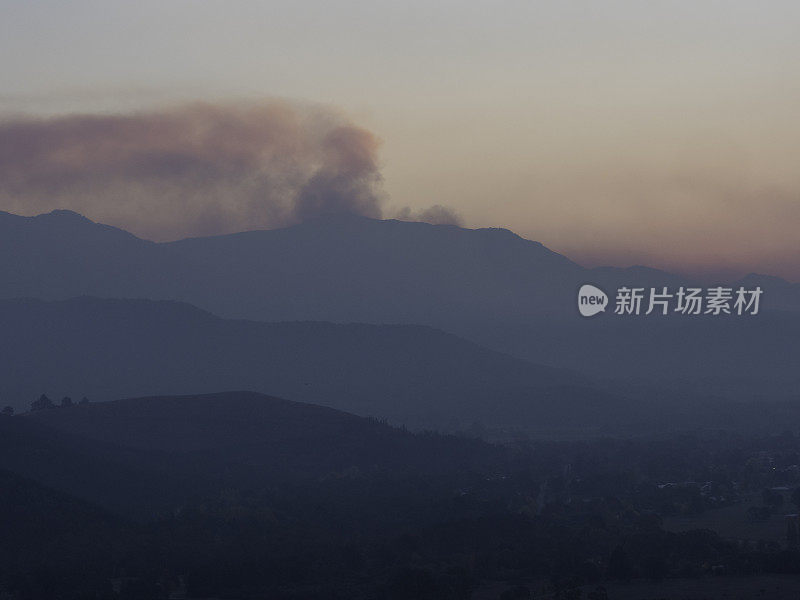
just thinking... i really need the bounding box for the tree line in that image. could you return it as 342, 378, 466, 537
0, 394, 91, 416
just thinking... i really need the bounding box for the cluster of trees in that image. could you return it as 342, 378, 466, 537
0, 394, 91, 415
29, 394, 89, 412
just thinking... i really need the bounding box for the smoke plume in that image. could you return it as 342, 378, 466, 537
393, 204, 463, 226
0, 101, 460, 240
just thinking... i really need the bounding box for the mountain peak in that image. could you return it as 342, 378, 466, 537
8, 209, 147, 241
0, 209, 95, 224
42, 209, 91, 221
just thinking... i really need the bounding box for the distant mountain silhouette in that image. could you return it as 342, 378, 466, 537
0, 210, 585, 320
1, 209, 798, 400
468, 310, 800, 401
732, 273, 800, 312
0, 209, 732, 320
4, 210, 797, 320
0, 297, 623, 433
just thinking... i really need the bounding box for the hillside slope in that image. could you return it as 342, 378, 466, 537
0, 297, 620, 432
1, 391, 508, 515
2, 209, 798, 398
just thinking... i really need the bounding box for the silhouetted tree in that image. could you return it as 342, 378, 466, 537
31, 394, 53, 411
1, 406, 13, 416
61, 396, 73, 408
80, 396, 90, 405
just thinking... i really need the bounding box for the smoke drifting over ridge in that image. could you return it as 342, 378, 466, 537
0, 102, 461, 240
395, 204, 463, 227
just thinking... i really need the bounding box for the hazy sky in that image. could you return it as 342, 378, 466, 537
2, 1, 799, 280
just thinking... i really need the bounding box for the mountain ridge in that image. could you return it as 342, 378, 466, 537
0, 296, 622, 433
1, 209, 798, 403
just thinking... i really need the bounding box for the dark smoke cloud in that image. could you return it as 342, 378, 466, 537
0, 101, 460, 240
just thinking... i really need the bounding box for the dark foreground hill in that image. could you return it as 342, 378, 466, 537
0, 469, 133, 598
0, 296, 624, 433
24, 391, 506, 480
1, 391, 506, 517
3, 398, 800, 599
1, 393, 513, 597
